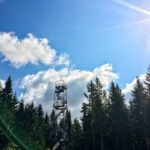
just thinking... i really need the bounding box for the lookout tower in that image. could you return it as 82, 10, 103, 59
52, 78, 68, 150
53, 78, 67, 114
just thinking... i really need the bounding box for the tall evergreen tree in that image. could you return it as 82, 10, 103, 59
50, 110, 58, 149
91, 78, 105, 150
1, 76, 15, 133
0, 82, 9, 149
86, 80, 97, 150
130, 78, 148, 150
43, 113, 51, 148
33, 104, 45, 147
144, 66, 150, 150
16, 100, 24, 122
81, 102, 92, 150
109, 82, 130, 150
3, 76, 13, 106
82, 78, 107, 150
71, 119, 82, 150
65, 110, 72, 150
145, 66, 150, 98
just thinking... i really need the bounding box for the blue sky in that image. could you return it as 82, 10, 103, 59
0, 0, 150, 117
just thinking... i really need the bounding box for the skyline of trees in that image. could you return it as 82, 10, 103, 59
0, 66, 150, 150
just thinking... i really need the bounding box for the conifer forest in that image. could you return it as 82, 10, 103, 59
0, 66, 150, 150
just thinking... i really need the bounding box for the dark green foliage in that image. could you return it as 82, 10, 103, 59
81, 103, 92, 150
130, 78, 148, 150
49, 110, 58, 149
109, 82, 130, 150
144, 66, 150, 150
1, 67, 150, 150
4, 143, 17, 150
145, 66, 150, 98
81, 78, 111, 150
43, 113, 51, 148
0, 77, 46, 150
0, 130, 9, 149
65, 110, 72, 150
71, 119, 82, 150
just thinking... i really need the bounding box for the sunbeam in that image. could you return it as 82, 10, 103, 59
99, 19, 150, 32
114, 0, 150, 16
113, 0, 150, 63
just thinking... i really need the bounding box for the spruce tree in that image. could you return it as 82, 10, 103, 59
81, 102, 92, 150
145, 66, 150, 98
16, 100, 24, 122
43, 113, 51, 148
130, 78, 148, 150
109, 82, 130, 150
3, 76, 13, 105
144, 66, 150, 150
86, 80, 97, 150
93, 78, 105, 150
1, 76, 15, 132
65, 110, 72, 150
50, 110, 58, 149
71, 119, 82, 150
83, 78, 106, 150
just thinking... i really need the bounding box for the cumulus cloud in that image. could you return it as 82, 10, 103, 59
19, 64, 118, 118
0, 79, 5, 88
0, 32, 70, 68
55, 53, 70, 66
122, 74, 146, 102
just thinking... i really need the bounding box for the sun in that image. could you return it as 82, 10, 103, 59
111, 0, 150, 60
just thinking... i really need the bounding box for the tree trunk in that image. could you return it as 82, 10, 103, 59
100, 127, 103, 150
92, 127, 96, 150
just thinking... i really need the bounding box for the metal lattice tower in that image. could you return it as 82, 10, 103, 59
52, 78, 68, 150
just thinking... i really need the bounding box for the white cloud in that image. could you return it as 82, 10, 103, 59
0, 32, 69, 68
0, 79, 5, 88
20, 64, 118, 118
122, 74, 146, 101
55, 53, 70, 66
